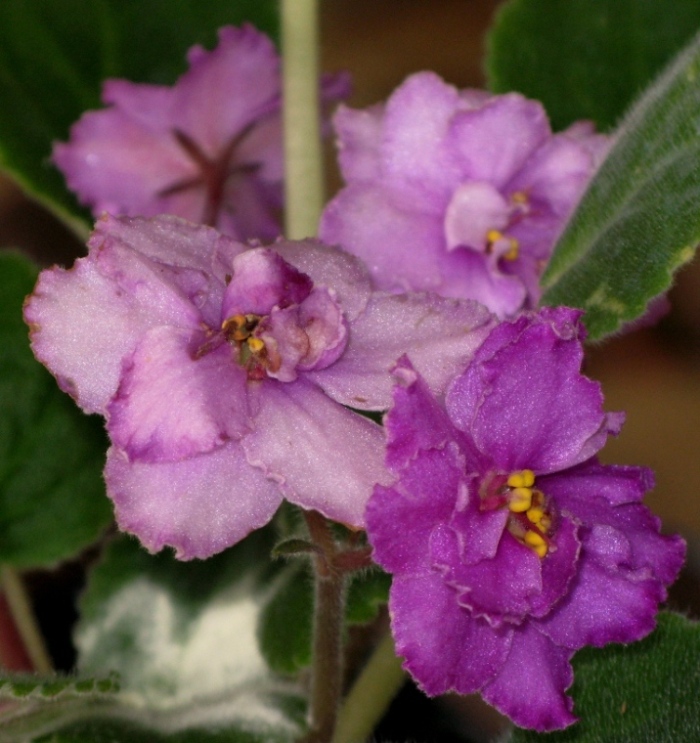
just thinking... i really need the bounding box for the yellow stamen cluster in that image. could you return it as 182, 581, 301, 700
506, 470, 551, 558
222, 313, 268, 373
511, 190, 528, 205
485, 229, 519, 261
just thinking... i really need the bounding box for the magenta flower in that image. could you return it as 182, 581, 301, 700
366, 308, 684, 731
25, 214, 494, 559
53, 25, 348, 241
320, 73, 609, 318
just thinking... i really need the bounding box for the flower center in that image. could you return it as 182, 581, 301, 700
158, 124, 262, 227
480, 468, 554, 558
221, 313, 269, 380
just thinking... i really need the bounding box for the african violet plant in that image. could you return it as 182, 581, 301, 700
1, 0, 700, 742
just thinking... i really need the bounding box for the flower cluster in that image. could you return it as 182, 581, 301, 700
320, 72, 608, 317
366, 309, 685, 730
27, 23, 684, 734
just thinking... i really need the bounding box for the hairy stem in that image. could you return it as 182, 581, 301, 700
0, 566, 53, 673
303, 511, 346, 743
332, 631, 406, 743
282, 0, 323, 239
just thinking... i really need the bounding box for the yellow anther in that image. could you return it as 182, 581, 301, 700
507, 470, 535, 489
503, 238, 520, 261
486, 229, 504, 244
539, 515, 552, 532
524, 530, 548, 558
526, 506, 545, 525
247, 337, 265, 353
511, 190, 528, 205
508, 487, 532, 513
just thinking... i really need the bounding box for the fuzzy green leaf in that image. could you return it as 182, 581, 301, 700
71, 533, 305, 741
510, 612, 700, 742
538, 31, 700, 338
0, 251, 111, 567
259, 562, 390, 676
0, 0, 278, 234
0, 672, 119, 700
487, 0, 700, 131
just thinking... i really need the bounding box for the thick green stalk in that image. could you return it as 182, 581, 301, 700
332, 631, 406, 743
303, 511, 346, 743
282, 0, 323, 239
1, 566, 53, 673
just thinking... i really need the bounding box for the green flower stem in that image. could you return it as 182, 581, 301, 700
0, 565, 53, 673
282, 0, 323, 239
303, 511, 347, 743
332, 630, 406, 743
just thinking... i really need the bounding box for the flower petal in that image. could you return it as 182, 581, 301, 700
24, 222, 202, 415
481, 624, 576, 731
107, 328, 250, 462
106, 443, 282, 560
241, 378, 390, 527
309, 292, 494, 410
272, 238, 373, 321
390, 573, 512, 696
449, 94, 550, 188
446, 308, 616, 473
367, 445, 465, 575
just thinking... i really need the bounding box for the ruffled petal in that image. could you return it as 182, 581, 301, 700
367, 445, 465, 575
448, 94, 550, 188
308, 292, 494, 410
272, 238, 373, 321
444, 182, 510, 251
106, 443, 282, 560
241, 378, 390, 527
319, 184, 446, 295
481, 624, 576, 731
222, 247, 312, 318
24, 222, 202, 415
390, 573, 512, 696
380, 72, 465, 204
174, 25, 281, 156
447, 308, 616, 473
107, 328, 250, 462
333, 102, 386, 182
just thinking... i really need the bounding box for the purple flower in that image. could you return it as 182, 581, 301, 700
25, 214, 494, 559
53, 25, 348, 241
366, 308, 684, 731
320, 73, 609, 318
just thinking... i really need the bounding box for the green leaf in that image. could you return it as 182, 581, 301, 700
487, 0, 700, 131
509, 612, 700, 742
346, 569, 390, 625
538, 31, 700, 338
0, 672, 119, 700
258, 561, 314, 675
258, 562, 390, 676
0, 0, 279, 234
0, 251, 111, 567
71, 533, 305, 741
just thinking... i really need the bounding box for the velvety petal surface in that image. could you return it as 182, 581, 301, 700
107, 329, 250, 462
447, 308, 615, 473
481, 624, 576, 731
241, 378, 391, 528
448, 94, 550, 188
367, 445, 464, 575
272, 238, 372, 321
320, 185, 446, 295
174, 25, 280, 156
25, 224, 202, 414
390, 573, 512, 696
106, 443, 282, 560
308, 292, 494, 410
